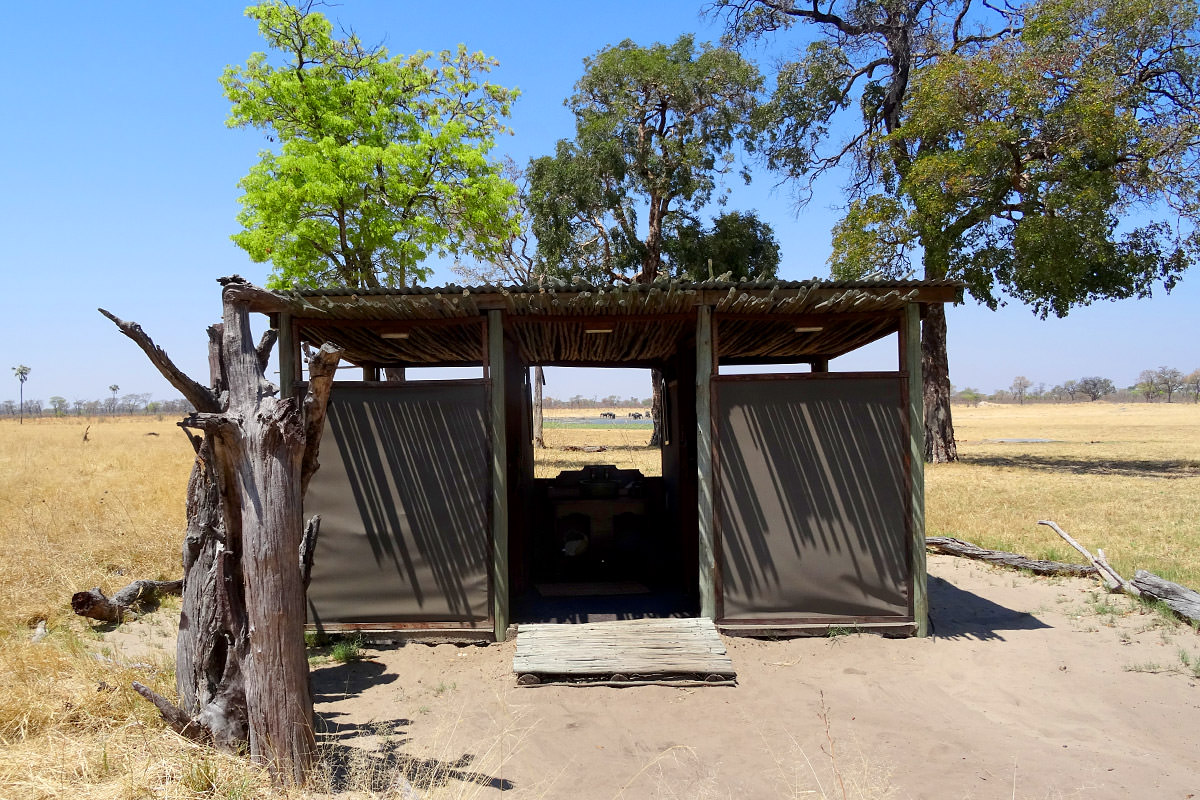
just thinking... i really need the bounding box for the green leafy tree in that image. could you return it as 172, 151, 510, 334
49, 396, 67, 416
529, 35, 762, 283
108, 384, 119, 415
665, 210, 781, 280
528, 34, 762, 445
222, 1, 519, 289
1078, 376, 1116, 401
719, 0, 1199, 462
1154, 366, 1185, 402
12, 365, 29, 424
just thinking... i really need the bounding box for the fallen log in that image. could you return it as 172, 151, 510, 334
925, 536, 1097, 577
1130, 571, 1200, 625
71, 578, 183, 623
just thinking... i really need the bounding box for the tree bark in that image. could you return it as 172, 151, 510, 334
921, 303, 957, 463
101, 278, 341, 786
532, 365, 546, 449
648, 368, 664, 447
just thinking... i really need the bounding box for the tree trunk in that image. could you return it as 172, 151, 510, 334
648, 368, 664, 447
100, 278, 341, 786
921, 303, 957, 463
532, 365, 545, 449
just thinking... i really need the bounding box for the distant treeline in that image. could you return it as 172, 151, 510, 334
542, 395, 650, 410
954, 366, 1200, 406
0, 394, 195, 418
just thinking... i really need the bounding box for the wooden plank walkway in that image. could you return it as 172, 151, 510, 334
513, 617, 735, 685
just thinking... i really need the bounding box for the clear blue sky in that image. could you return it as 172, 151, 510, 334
1, 1, 1196, 407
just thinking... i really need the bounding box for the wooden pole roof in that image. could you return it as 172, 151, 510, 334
250, 279, 962, 368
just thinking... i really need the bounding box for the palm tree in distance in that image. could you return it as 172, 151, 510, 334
109, 384, 119, 415
12, 365, 30, 424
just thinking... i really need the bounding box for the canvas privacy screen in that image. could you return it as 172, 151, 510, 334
305, 382, 491, 626
715, 376, 910, 621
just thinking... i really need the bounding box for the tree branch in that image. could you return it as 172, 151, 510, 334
98, 309, 219, 413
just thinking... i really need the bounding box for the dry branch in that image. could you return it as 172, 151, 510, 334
71, 579, 183, 623
926, 536, 1097, 577
98, 308, 219, 412
1037, 520, 1138, 594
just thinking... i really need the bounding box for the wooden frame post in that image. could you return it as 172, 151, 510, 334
277, 312, 295, 397
488, 310, 509, 641
696, 305, 716, 620
903, 302, 929, 636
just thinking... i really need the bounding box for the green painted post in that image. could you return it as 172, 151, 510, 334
488, 310, 509, 641
696, 305, 716, 620
905, 303, 929, 636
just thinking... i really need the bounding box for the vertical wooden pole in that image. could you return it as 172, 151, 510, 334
811, 357, 830, 373
696, 305, 716, 620
277, 312, 295, 398
488, 310, 509, 641
904, 303, 929, 636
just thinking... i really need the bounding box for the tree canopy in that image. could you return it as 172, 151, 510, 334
528, 34, 762, 283
718, 0, 1200, 461
828, 0, 1199, 316
222, 1, 519, 289
664, 210, 781, 280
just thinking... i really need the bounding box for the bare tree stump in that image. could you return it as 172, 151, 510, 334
100, 277, 341, 786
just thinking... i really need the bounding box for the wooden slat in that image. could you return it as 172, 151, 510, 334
513, 618, 735, 680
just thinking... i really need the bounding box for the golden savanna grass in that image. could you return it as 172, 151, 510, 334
0, 402, 1197, 797
927, 402, 1200, 586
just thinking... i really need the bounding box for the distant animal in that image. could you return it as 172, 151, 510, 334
600, 412, 616, 419
629, 412, 644, 420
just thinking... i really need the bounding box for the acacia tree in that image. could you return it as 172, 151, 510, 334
1078, 376, 1116, 401
717, 0, 1199, 462
222, 1, 519, 289
12, 365, 29, 424
529, 34, 762, 444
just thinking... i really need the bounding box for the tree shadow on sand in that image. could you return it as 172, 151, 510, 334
928, 575, 1052, 642
959, 453, 1200, 479
310, 659, 515, 793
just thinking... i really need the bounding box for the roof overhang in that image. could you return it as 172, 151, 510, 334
251, 279, 962, 368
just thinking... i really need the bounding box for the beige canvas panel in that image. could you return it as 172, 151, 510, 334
306, 382, 490, 625
716, 376, 909, 620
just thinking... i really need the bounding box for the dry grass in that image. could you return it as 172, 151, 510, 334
535, 406, 662, 478
929, 402, 1200, 586
1, 402, 1197, 797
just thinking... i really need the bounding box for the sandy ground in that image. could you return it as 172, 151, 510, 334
108, 556, 1200, 799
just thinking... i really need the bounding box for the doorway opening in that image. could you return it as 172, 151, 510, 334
513, 366, 697, 623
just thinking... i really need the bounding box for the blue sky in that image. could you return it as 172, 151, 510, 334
1, 1, 1196, 407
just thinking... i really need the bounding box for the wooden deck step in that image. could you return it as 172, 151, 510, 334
513, 617, 735, 685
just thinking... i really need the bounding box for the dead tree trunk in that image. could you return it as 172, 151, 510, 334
532, 365, 546, 449
648, 368, 664, 447
100, 277, 341, 786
